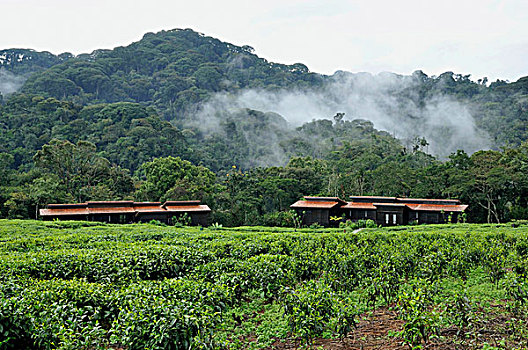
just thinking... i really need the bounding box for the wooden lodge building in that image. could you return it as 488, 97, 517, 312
290, 196, 468, 227
39, 200, 211, 226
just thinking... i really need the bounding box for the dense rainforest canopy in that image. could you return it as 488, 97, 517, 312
1, 28, 528, 224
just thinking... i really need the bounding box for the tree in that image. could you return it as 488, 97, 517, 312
0, 153, 14, 183
33, 139, 133, 202
333, 112, 345, 124
137, 156, 217, 202
498, 142, 528, 220
469, 150, 511, 223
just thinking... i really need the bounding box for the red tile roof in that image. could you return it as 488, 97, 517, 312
342, 202, 377, 209
87, 207, 136, 214
405, 204, 468, 212
133, 202, 166, 213
373, 203, 407, 207
87, 201, 134, 207
289, 196, 468, 213
39, 200, 211, 217
87, 201, 134, 204
39, 208, 90, 216
304, 196, 340, 200
40, 206, 135, 216
164, 205, 211, 212
163, 200, 201, 206
290, 200, 341, 209
292, 196, 347, 208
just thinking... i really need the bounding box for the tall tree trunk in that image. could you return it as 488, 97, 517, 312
487, 199, 491, 224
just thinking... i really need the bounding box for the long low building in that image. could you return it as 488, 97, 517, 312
291, 196, 468, 226
39, 200, 211, 226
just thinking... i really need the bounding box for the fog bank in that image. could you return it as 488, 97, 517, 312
0, 69, 26, 96
191, 71, 490, 159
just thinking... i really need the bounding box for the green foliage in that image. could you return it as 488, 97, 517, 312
148, 219, 166, 226
259, 210, 302, 228
0, 221, 528, 348
394, 281, 440, 349
109, 297, 218, 350
6, 31, 528, 160
281, 280, 358, 343
19, 29, 322, 116
340, 219, 377, 230
137, 156, 217, 202
482, 240, 510, 286
210, 222, 223, 229
2, 29, 528, 227
173, 213, 191, 227
0, 95, 189, 172
3, 74, 528, 225
366, 255, 403, 306
0, 49, 70, 75
32, 139, 134, 203
445, 291, 475, 334
503, 272, 528, 313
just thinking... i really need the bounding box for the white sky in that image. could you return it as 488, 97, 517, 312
1, 0, 527, 82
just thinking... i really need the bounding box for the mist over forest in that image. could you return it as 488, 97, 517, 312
192, 71, 491, 159
1, 28, 528, 224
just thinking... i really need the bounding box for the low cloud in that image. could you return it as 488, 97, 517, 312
188, 71, 490, 160
0, 69, 26, 96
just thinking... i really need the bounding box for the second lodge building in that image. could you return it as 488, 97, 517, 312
290, 196, 468, 226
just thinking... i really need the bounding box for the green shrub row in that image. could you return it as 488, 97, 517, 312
1, 221, 528, 348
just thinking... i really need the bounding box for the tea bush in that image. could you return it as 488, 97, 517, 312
0, 220, 527, 348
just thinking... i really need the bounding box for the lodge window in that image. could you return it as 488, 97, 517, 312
365, 211, 368, 218
392, 214, 397, 225
385, 214, 389, 224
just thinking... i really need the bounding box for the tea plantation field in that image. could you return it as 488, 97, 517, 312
1, 220, 528, 349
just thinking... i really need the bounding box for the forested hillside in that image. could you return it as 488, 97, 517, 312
1, 28, 528, 224
0, 95, 188, 171
3, 29, 528, 153
19, 29, 321, 117
0, 49, 73, 99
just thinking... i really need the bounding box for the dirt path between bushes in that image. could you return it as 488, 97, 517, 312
267, 303, 523, 350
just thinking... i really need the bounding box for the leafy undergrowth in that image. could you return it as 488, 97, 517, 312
268, 303, 528, 349
219, 269, 528, 349
1, 220, 528, 349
